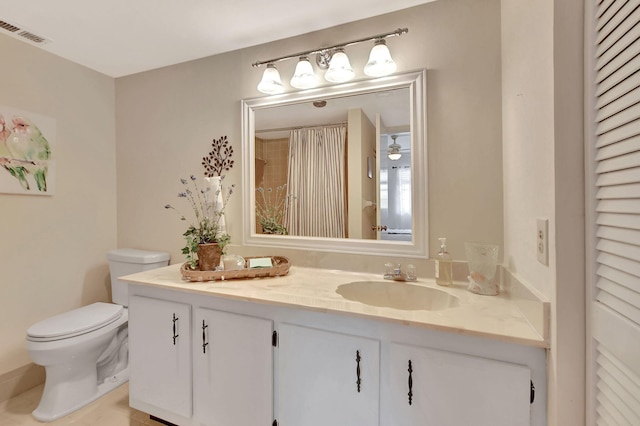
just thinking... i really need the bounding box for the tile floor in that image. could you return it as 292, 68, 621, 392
0, 383, 163, 426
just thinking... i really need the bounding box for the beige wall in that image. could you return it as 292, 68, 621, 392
551, 0, 585, 424
115, 0, 504, 271
0, 36, 117, 376
502, 0, 585, 424
501, 0, 555, 298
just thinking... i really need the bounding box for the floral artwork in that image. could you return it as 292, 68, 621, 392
0, 106, 56, 195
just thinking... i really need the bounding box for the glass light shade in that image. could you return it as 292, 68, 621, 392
325, 49, 354, 83
257, 64, 285, 95
364, 40, 397, 77
388, 137, 402, 160
290, 57, 318, 89
388, 150, 402, 160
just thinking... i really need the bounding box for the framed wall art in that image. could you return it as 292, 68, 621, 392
0, 105, 56, 195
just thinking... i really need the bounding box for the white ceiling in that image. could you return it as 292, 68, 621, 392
0, 0, 434, 78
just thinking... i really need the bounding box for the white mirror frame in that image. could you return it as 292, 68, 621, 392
241, 69, 428, 258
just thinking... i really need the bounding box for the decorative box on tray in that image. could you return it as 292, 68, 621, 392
180, 256, 290, 282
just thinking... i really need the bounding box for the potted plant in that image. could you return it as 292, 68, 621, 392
165, 175, 234, 270
255, 184, 293, 235
166, 135, 235, 271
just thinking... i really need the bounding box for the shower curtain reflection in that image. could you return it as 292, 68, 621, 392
285, 125, 347, 237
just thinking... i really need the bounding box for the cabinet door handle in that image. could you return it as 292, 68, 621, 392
530, 380, 535, 404
172, 313, 179, 345
202, 320, 209, 353
356, 350, 362, 393
408, 360, 413, 405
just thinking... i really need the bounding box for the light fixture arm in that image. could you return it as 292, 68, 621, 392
252, 27, 408, 68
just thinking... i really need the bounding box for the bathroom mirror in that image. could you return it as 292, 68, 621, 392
241, 69, 427, 257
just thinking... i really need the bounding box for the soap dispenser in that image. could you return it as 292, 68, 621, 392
435, 237, 453, 286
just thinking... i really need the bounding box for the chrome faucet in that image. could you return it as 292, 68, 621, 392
383, 263, 417, 282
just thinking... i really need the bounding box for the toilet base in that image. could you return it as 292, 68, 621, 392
32, 367, 129, 422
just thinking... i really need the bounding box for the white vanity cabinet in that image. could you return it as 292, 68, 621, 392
128, 291, 274, 426
126, 276, 546, 426
128, 295, 193, 423
277, 323, 380, 425
382, 343, 531, 426
193, 308, 273, 426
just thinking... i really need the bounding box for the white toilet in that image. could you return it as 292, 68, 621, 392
25, 248, 170, 422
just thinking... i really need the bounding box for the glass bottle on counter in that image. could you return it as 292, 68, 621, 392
435, 237, 453, 286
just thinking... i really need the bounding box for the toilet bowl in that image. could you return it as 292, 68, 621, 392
26, 303, 129, 421
25, 249, 170, 422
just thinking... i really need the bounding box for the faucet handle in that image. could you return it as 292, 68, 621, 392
384, 262, 394, 273
382, 263, 417, 282
406, 264, 417, 281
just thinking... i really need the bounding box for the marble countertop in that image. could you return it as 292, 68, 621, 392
122, 264, 548, 348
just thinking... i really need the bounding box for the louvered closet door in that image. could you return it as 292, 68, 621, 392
590, 0, 640, 424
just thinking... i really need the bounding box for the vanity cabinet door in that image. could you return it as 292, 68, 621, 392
128, 295, 192, 420
383, 343, 531, 426
278, 323, 380, 425
193, 308, 273, 426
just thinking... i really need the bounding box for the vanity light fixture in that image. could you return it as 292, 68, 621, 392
324, 48, 355, 83
290, 56, 318, 89
253, 27, 408, 94
388, 135, 402, 161
364, 39, 397, 77
257, 63, 285, 95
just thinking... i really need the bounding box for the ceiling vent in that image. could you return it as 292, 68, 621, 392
0, 19, 50, 44
0, 20, 20, 33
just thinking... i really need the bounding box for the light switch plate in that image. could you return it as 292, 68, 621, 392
537, 218, 548, 266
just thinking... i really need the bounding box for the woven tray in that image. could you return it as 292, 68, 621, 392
180, 256, 290, 282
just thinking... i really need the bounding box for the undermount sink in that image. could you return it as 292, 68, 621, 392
336, 281, 460, 311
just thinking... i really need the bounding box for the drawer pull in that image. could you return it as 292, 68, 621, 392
356, 350, 362, 393
202, 320, 209, 353
408, 360, 413, 405
172, 314, 179, 345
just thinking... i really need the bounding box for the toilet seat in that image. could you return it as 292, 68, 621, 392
27, 302, 124, 342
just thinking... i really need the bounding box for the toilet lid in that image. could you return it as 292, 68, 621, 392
27, 302, 124, 341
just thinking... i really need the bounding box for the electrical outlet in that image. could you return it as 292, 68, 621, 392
537, 218, 548, 266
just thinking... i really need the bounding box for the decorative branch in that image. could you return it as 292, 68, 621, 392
202, 135, 234, 177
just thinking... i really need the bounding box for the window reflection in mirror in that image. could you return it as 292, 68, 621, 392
380, 132, 411, 241
242, 70, 427, 258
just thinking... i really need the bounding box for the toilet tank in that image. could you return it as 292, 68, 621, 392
107, 248, 170, 306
